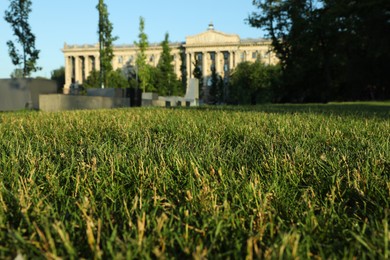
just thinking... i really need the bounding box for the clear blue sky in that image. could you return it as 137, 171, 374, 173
0, 0, 264, 78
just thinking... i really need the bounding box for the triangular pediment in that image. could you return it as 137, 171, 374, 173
186, 30, 240, 46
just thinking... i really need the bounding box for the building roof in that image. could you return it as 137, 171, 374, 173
63, 24, 270, 52
185, 24, 240, 46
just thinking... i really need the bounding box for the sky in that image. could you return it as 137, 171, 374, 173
0, 1, 265, 79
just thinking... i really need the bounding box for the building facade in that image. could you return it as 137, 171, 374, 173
62, 24, 278, 93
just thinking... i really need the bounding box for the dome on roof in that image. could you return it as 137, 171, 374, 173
207, 22, 215, 31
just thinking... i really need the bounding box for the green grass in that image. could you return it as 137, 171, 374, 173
0, 103, 389, 259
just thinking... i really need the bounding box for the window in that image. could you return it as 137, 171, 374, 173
118, 56, 123, 64
252, 52, 257, 59
241, 52, 246, 62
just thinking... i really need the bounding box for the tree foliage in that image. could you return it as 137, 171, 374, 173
192, 58, 204, 99
97, 0, 117, 88
155, 33, 183, 96
208, 67, 224, 104
179, 47, 188, 94
228, 61, 281, 104
135, 17, 153, 92
84, 69, 128, 89
51, 66, 65, 89
192, 58, 202, 80
10, 68, 23, 79
249, 0, 390, 102
4, 0, 40, 77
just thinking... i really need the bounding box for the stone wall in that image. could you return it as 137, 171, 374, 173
0, 78, 58, 111
87, 88, 125, 97
39, 94, 130, 112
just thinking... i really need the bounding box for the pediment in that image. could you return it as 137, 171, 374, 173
186, 30, 240, 46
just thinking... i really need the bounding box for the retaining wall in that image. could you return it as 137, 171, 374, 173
39, 94, 130, 112
0, 78, 58, 111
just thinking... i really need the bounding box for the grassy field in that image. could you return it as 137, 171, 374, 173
0, 103, 389, 259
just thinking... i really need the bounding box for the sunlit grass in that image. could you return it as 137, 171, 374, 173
0, 104, 389, 259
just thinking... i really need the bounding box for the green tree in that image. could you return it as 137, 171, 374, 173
208, 67, 223, 104
84, 69, 127, 89
249, 0, 328, 102
4, 0, 40, 77
83, 69, 100, 89
108, 69, 128, 89
135, 17, 153, 92
249, 0, 390, 101
10, 68, 23, 79
51, 66, 65, 90
192, 58, 204, 99
192, 59, 202, 80
179, 47, 188, 94
156, 33, 183, 96
324, 0, 390, 100
97, 0, 118, 88
228, 61, 281, 104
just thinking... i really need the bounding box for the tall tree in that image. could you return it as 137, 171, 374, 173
97, 0, 117, 88
192, 58, 204, 99
324, 0, 390, 100
84, 69, 128, 89
10, 68, 23, 79
135, 17, 152, 92
228, 61, 280, 104
4, 0, 40, 78
179, 47, 188, 94
156, 33, 182, 96
249, 0, 329, 102
249, 0, 390, 102
208, 66, 224, 104
51, 66, 65, 90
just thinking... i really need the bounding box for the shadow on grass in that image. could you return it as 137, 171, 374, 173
187, 102, 390, 119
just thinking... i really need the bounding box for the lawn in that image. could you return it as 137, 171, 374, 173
0, 103, 389, 259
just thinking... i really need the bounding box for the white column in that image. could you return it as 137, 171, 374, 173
215, 52, 221, 75
176, 54, 181, 80
202, 52, 208, 77
84, 56, 90, 80
64, 56, 72, 93
186, 53, 190, 79
187, 52, 193, 79
65, 56, 71, 86
74, 56, 81, 84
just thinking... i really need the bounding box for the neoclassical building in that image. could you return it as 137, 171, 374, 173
62, 24, 278, 93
